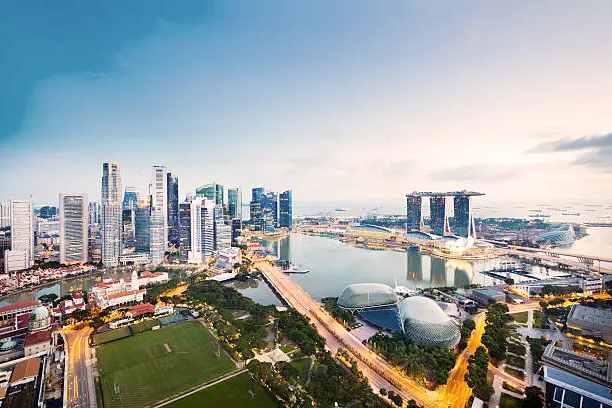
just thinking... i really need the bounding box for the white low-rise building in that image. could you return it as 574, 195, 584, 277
97, 289, 145, 309
216, 247, 241, 270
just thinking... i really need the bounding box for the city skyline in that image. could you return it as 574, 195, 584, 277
2, 2, 612, 204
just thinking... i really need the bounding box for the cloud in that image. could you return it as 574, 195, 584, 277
532, 132, 612, 152
428, 164, 521, 182
530, 132, 612, 172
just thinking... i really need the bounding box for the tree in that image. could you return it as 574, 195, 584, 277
524, 386, 543, 408
379, 388, 387, 396
538, 300, 548, 308
465, 346, 493, 400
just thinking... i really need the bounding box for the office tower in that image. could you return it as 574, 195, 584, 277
4, 200, 34, 272
215, 184, 224, 208
279, 190, 292, 229
231, 219, 242, 247
0, 203, 10, 229
122, 187, 139, 210
122, 208, 136, 248
101, 163, 122, 266
406, 194, 423, 231
178, 202, 191, 262
149, 166, 168, 262
134, 201, 150, 253
167, 173, 179, 247
200, 199, 215, 257
189, 199, 202, 263
88, 202, 100, 226
250, 187, 265, 231
39, 206, 57, 219
213, 205, 224, 250
59, 193, 88, 264
196, 182, 224, 207
262, 191, 278, 233
227, 188, 242, 220
216, 222, 232, 250
453, 195, 477, 238
429, 196, 448, 236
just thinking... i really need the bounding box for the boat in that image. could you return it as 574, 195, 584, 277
528, 214, 550, 218
282, 264, 310, 274
335, 208, 348, 212
562, 212, 580, 216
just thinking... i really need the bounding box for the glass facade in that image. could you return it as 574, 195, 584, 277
250, 187, 265, 231
178, 202, 191, 261
279, 190, 292, 229
406, 195, 422, 231
134, 203, 150, 253
227, 187, 242, 220
167, 173, 179, 247
231, 218, 242, 246
262, 191, 278, 233
400, 296, 460, 348
337, 283, 398, 309
453, 195, 471, 237
429, 196, 447, 236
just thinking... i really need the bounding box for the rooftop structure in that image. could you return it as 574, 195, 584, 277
537, 224, 576, 246
11, 357, 40, 386
400, 296, 460, 349
337, 283, 399, 310
566, 305, 612, 343
471, 288, 505, 304
406, 190, 485, 197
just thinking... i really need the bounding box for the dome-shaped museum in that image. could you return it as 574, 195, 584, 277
337, 283, 398, 310
400, 296, 460, 349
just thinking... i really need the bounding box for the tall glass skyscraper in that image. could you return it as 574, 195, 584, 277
178, 202, 191, 262
122, 187, 139, 210
101, 163, 122, 266
453, 195, 473, 238
231, 218, 242, 246
149, 166, 168, 262
196, 182, 224, 207
4, 199, 34, 272
167, 173, 179, 247
59, 193, 88, 264
227, 187, 242, 220
200, 199, 215, 257
429, 196, 448, 236
262, 191, 278, 233
250, 187, 265, 231
279, 190, 292, 229
406, 195, 423, 231
134, 200, 150, 253
88, 202, 100, 226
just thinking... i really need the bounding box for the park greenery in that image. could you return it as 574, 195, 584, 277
526, 337, 550, 369
321, 297, 357, 326
368, 332, 456, 386
458, 318, 476, 351
481, 302, 510, 364
540, 285, 581, 296
465, 346, 494, 400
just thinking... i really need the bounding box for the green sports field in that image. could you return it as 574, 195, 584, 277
97, 321, 235, 407
167, 372, 278, 408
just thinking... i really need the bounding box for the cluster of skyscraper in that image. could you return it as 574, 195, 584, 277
406, 190, 483, 238
249, 188, 292, 233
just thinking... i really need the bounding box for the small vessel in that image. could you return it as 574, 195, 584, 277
528, 214, 550, 218
335, 208, 348, 212
282, 264, 310, 274
562, 212, 580, 216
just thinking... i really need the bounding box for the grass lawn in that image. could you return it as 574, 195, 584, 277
97, 321, 235, 407
502, 381, 523, 394
290, 357, 311, 380
93, 326, 132, 345
167, 372, 278, 408
503, 366, 525, 380
511, 311, 528, 323
507, 343, 526, 355
533, 310, 548, 329
131, 319, 160, 333
506, 355, 525, 368
500, 393, 524, 408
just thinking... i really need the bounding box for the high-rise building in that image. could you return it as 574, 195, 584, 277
178, 202, 191, 262
4, 199, 34, 272
231, 218, 242, 246
406, 194, 423, 232
167, 173, 179, 247
200, 199, 215, 257
429, 196, 448, 236
59, 193, 88, 264
122, 208, 136, 248
227, 188, 242, 220
262, 191, 278, 233
189, 199, 202, 263
149, 166, 168, 262
122, 187, 139, 210
0, 203, 10, 229
250, 187, 265, 231
88, 202, 100, 226
453, 195, 476, 238
216, 222, 232, 250
215, 184, 224, 208
134, 200, 150, 253
279, 190, 292, 229
39, 206, 57, 219
101, 163, 122, 266
196, 182, 224, 207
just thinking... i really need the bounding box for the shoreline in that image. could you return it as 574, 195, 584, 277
0, 269, 104, 302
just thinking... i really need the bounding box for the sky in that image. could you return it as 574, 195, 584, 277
2, 1, 612, 207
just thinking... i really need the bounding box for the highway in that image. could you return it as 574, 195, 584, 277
257, 259, 446, 408
63, 326, 96, 408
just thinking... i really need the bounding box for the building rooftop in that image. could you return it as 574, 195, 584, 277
406, 190, 484, 197
128, 303, 156, 317
103, 289, 145, 301
567, 305, 612, 328
472, 289, 505, 297
11, 358, 40, 383
0, 302, 39, 315
544, 366, 612, 405
24, 329, 52, 347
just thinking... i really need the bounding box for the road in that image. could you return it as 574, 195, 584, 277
256, 259, 443, 408
63, 326, 96, 408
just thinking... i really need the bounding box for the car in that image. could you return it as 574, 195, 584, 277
447, 403, 451, 408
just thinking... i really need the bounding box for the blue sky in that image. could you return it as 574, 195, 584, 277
2, 1, 612, 205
